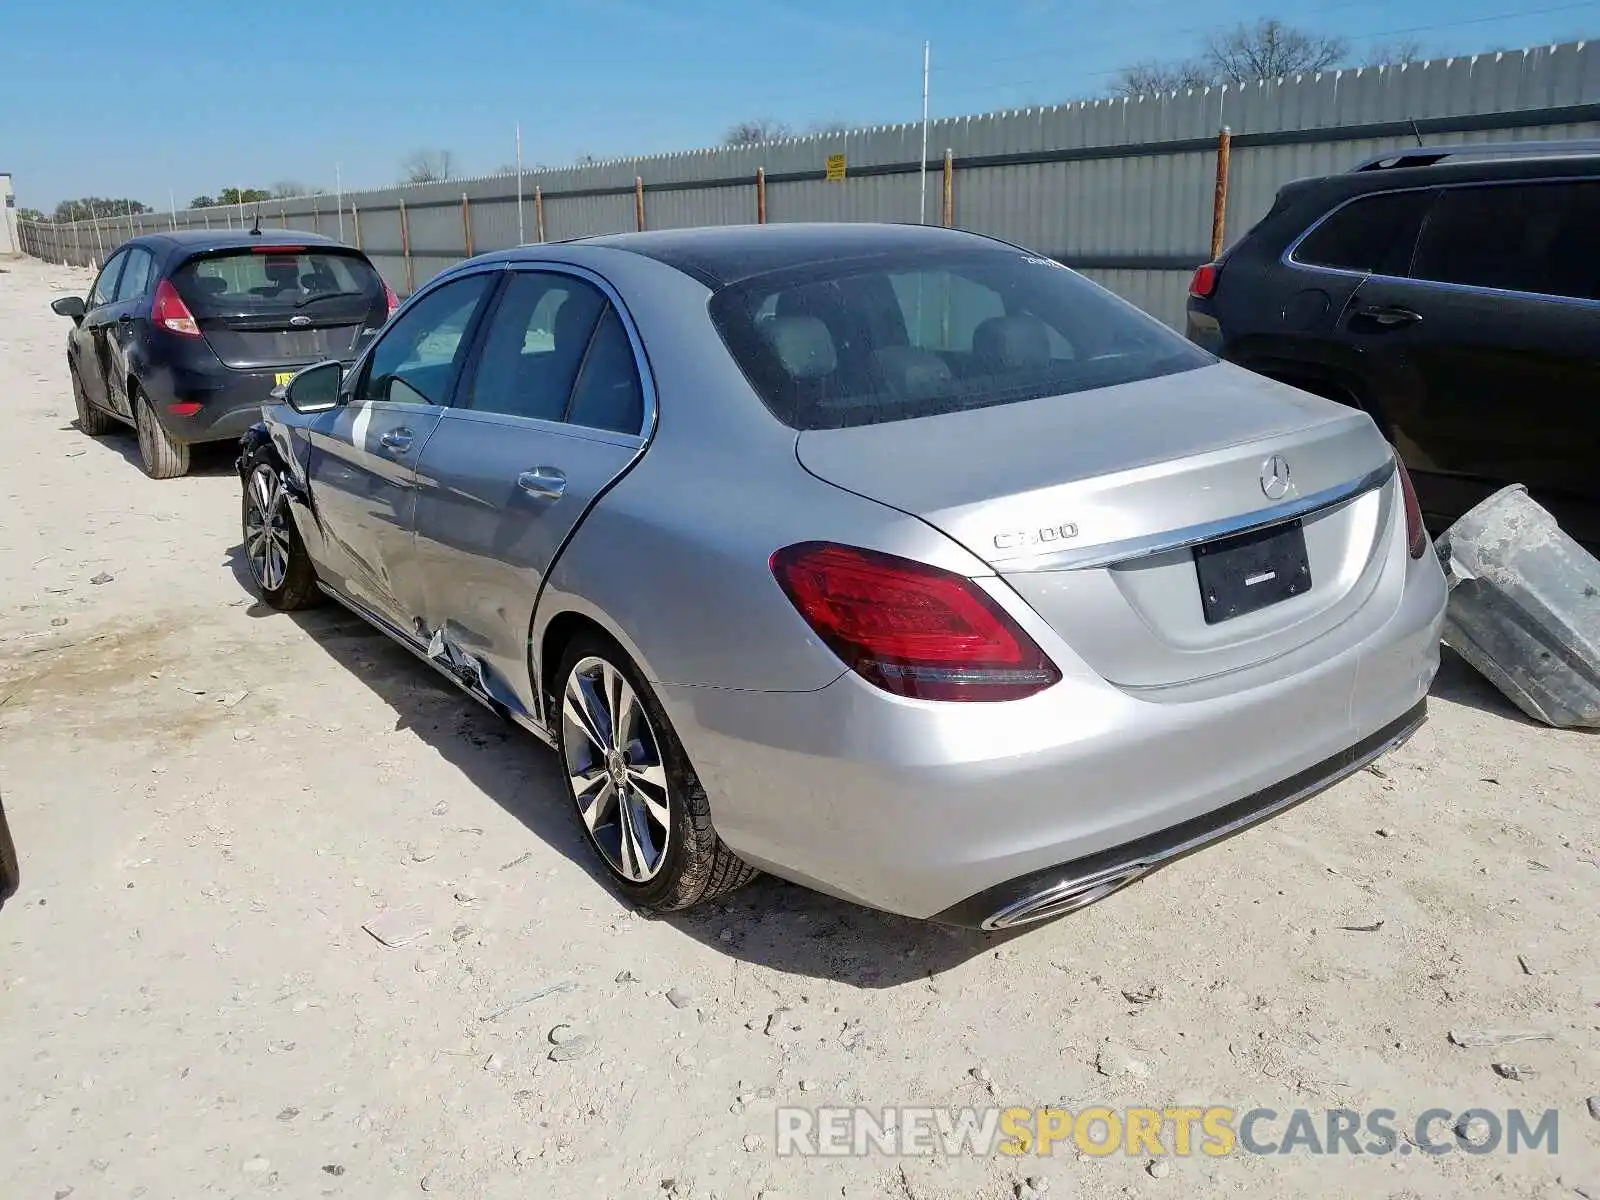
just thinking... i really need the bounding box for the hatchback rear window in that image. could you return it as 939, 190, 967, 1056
707, 249, 1211, 430
174, 248, 383, 314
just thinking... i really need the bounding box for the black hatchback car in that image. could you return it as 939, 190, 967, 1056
52, 229, 396, 478
1186, 141, 1600, 546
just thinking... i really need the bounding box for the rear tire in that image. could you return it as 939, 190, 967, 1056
134, 387, 190, 479
241, 454, 320, 611
70, 365, 116, 436
556, 634, 756, 913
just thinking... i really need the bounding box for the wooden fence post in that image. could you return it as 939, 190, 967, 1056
399, 198, 414, 294
534, 185, 545, 243
312, 196, 320, 236
280, 204, 288, 229
1210, 126, 1232, 262
756, 167, 767, 224
941, 149, 954, 227
634, 176, 645, 232
461, 192, 474, 257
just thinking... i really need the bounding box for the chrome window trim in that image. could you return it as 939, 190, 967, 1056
500, 260, 659, 442
999, 458, 1396, 573
1282, 175, 1600, 308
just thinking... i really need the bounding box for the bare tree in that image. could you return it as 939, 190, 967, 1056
806, 119, 852, 136
1362, 39, 1426, 67
270, 180, 306, 198
1204, 19, 1348, 83
1109, 59, 1217, 97
401, 149, 455, 184
724, 118, 793, 145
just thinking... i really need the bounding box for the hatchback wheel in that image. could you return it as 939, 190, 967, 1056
556, 636, 756, 911
134, 388, 190, 479
241, 457, 319, 610
70, 365, 116, 436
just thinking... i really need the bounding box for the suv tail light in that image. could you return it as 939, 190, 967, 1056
152, 279, 200, 337
770, 542, 1061, 702
384, 282, 400, 317
1396, 457, 1428, 559
1188, 262, 1219, 299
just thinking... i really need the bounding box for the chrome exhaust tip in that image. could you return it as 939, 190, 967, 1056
980, 863, 1151, 931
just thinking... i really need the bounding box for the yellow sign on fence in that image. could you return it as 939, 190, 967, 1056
825, 153, 847, 182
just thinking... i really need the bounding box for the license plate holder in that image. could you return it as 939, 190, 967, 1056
1193, 519, 1312, 624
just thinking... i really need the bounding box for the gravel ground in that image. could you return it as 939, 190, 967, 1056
2, 255, 1597, 1200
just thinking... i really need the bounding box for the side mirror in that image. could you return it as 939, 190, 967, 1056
51, 296, 86, 322
283, 360, 343, 414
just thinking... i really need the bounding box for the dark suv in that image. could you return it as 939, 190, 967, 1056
52, 230, 396, 478
1187, 142, 1600, 547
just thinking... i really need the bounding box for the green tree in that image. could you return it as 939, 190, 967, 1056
52, 197, 150, 222
189, 195, 217, 209
16, 207, 46, 223
217, 187, 272, 205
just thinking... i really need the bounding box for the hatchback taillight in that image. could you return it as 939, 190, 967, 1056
1189, 262, 1219, 299
152, 279, 200, 337
1396, 458, 1428, 559
770, 542, 1061, 701
384, 282, 400, 317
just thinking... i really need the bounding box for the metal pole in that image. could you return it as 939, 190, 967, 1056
280, 204, 288, 229
237, 187, 246, 230
336, 163, 345, 243
72, 221, 82, 266
941, 148, 955, 227
399, 198, 414, 294
919, 40, 930, 225
1210, 126, 1232, 261
534, 185, 545, 243
168, 189, 177, 231
91, 212, 104, 265
634, 176, 645, 232
461, 192, 474, 257
756, 167, 767, 224
352, 202, 362, 251
515, 123, 525, 244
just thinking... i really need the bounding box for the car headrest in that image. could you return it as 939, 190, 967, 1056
552, 296, 594, 350
764, 316, 837, 379
973, 314, 1051, 370
195, 276, 228, 296
872, 346, 953, 399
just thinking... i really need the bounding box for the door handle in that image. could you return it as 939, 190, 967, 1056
517, 467, 567, 500
379, 428, 414, 452
1349, 305, 1422, 330
116, 313, 135, 324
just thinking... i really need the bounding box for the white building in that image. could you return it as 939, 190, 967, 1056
0, 173, 17, 256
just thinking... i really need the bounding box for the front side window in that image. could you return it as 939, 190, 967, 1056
88, 252, 126, 308
113, 248, 156, 303
359, 273, 492, 406
464, 272, 606, 421
1292, 190, 1433, 275
710, 248, 1209, 430
1411, 181, 1600, 301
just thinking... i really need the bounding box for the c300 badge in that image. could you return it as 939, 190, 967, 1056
993, 522, 1079, 551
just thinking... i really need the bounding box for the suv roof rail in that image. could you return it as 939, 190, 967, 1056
1351, 139, 1600, 172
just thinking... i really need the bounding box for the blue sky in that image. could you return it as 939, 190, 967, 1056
4, 0, 1595, 210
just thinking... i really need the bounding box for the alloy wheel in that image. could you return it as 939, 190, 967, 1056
561, 655, 672, 882
243, 464, 293, 592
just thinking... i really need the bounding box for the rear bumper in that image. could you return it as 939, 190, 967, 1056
140, 361, 298, 444
658, 534, 1446, 922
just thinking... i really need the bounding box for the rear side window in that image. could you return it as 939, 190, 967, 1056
708, 249, 1210, 431
566, 307, 645, 434
1292, 190, 1432, 275
1412, 181, 1600, 301
174, 248, 383, 314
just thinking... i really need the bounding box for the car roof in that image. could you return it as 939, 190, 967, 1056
497, 222, 1009, 288
121, 228, 350, 259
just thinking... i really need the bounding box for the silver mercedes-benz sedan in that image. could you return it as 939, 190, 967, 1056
240, 222, 1446, 930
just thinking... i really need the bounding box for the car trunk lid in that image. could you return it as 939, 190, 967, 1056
794, 363, 1399, 688
173, 246, 386, 369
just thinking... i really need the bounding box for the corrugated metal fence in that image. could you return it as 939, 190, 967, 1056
19, 41, 1600, 327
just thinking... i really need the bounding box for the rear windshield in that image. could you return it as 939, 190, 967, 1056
174, 248, 383, 314
707, 248, 1211, 430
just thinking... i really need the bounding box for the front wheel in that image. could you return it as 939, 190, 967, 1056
241, 457, 320, 610
556, 635, 756, 912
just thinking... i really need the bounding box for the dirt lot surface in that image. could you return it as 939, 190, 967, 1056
1, 255, 1597, 1200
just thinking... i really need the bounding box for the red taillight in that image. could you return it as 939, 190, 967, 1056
1396, 457, 1427, 559
1189, 262, 1219, 299
769, 542, 1061, 702
152, 279, 200, 337
384, 282, 400, 317
251, 244, 308, 254
168, 402, 202, 416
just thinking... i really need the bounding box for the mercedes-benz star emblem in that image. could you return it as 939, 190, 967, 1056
1260, 454, 1292, 500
